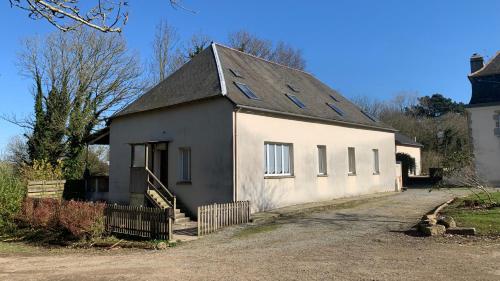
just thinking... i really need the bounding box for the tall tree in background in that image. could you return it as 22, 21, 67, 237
352, 92, 469, 172
227, 30, 306, 70
149, 20, 180, 84
18, 29, 143, 179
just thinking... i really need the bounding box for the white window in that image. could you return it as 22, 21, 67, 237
179, 147, 191, 181
265, 143, 292, 176
348, 147, 356, 175
131, 144, 145, 167
317, 145, 327, 175
373, 149, 380, 174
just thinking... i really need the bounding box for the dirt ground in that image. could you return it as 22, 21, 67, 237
1, 188, 499, 281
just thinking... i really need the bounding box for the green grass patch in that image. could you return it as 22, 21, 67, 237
0, 241, 38, 254
442, 191, 500, 236
233, 223, 280, 239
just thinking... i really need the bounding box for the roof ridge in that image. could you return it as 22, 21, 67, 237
213, 42, 313, 76
469, 51, 500, 77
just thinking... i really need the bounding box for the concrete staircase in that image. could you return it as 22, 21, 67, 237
146, 189, 193, 224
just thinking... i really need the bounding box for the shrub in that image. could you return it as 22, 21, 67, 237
19, 159, 64, 182
17, 198, 61, 229
0, 164, 26, 232
16, 198, 106, 240
59, 201, 105, 239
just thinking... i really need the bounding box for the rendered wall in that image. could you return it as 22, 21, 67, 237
109, 98, 235, 215
235, 111, 397, 212
467, 105, 500, 186
395, 145, 422, 175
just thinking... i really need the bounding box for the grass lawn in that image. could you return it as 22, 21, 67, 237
442, 191, 500, 235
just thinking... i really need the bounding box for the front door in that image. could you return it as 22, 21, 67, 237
152, 142, 168, 186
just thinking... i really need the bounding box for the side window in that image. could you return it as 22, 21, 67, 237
264, 143, 292, 176
179, 147, 191, 181
348, 147, 356, 175
131, 144, 145, 167
373, 149, 380, 174
317, 145, 327, 175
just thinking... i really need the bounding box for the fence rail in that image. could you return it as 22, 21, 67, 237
27, 180, 66, 199
198, 201, 250, 236
104, 205, 173, 240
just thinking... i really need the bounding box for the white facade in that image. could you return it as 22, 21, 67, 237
395, 144, 422, 175
235, 111, 397, 212
467, 105, 500, 186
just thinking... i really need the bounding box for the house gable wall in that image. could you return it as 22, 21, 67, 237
109, 97, 235, 214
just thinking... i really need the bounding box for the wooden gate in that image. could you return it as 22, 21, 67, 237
197, 201, 250, 236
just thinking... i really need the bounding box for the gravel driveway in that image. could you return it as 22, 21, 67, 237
1, 188, 499, 281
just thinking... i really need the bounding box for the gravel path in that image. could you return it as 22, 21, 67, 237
1, 188, 499, 281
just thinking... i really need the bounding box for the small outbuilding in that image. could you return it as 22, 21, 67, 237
395, 132, 423, 175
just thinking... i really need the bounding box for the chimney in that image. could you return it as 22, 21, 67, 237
470, 53, 484, 73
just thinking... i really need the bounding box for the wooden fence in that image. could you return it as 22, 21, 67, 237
27, 180, 66, 199
198, 201, 251, 236
104, 205, 173, 240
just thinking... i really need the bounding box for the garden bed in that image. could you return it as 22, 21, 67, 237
440, 191, 500, 236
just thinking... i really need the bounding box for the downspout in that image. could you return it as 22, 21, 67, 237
233, 109, 238, 202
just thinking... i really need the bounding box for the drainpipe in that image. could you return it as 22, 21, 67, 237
233, 109, 238, 202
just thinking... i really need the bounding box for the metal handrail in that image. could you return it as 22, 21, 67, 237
145, 168, 174, 198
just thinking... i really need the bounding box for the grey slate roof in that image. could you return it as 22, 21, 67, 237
470, 52, 500, 77
468, 52, 500, 106
395, 132, 423, 148
114, 43, 395, 132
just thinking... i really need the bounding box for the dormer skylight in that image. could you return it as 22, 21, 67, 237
229, 68, 244, 78
361, 110, 378, 122
287, 83, 299, 93
329, 94, 339, 102
327, 103, 345, 116
235, 82, 259, 100
286, 94, 306, 108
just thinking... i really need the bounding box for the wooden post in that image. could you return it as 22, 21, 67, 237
168, 213, 173, 241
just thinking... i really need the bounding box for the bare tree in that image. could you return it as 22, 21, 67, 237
227, 30, 306, 70
149, 20, 180, 84
9, 0, 189, 33
13, 28, 143, 178
270, 41, 306, 70
185, 32, 212, 58
228, 30, 273, 59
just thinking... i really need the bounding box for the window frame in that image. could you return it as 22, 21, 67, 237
347, 147, 356, 175
317, 145, 327, 176
178, 147, 191, 182
131, 144, 146, 168
372, 149, 380, 175
234, 82, 259, 100
285, 93, 306, 109
495, 114, 500, 128
264, 142, 293, 177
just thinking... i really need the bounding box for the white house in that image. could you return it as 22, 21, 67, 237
395, 132, 423, 175
90, 43, 399, 219
467, 52, 500, 186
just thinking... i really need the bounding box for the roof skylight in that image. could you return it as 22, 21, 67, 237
287, 83, 299, 93
286, 94, 306, 109
229, 68, 244, 78
361, 110, 378, 122
327, 103, 345, 116
329, 94, 339, 102
235, 82, 259, 100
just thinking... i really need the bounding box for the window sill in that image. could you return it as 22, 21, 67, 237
317, 174, 328, 177
264, 175, 295, 179
348, 173, 356, 176
176, 181, 192, 185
